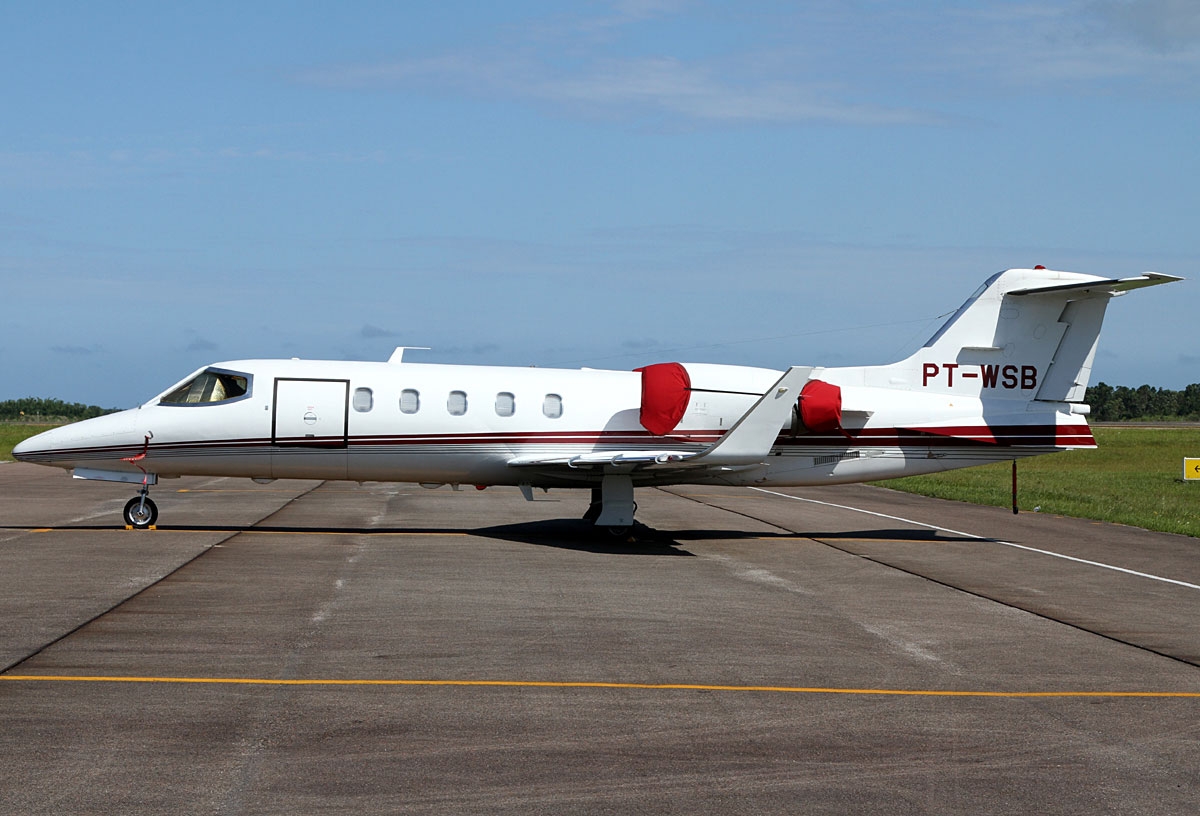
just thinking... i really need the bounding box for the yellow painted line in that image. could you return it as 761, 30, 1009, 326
15, 528, 469, 537
176, 489, 314, 494
232, 530, 470, 538
2, 675, 1198, 697
176, 488, 382, 494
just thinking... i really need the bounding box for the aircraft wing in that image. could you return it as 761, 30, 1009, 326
505, 450, 700, 468
507, 366, 813, 472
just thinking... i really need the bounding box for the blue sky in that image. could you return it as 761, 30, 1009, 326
3, 1, 1197, 407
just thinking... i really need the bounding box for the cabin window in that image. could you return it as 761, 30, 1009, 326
352, 388, 374, 412
447, 390, 468, 416
400, 389, 420, 414
542, 393, 563, 419
160, 369, 250, 405
495, 392, 515, 417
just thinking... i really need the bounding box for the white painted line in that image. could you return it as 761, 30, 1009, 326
748, 487, 1200, 592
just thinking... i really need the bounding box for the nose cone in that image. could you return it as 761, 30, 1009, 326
10, 410, 139, 468
11, 425, 76, 462
11, 432, 44, 461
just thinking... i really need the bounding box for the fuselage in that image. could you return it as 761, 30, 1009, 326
12, 268, 1179, 531
13, 356, 1091, 489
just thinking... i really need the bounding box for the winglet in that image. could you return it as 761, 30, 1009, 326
686, 366, 813, 466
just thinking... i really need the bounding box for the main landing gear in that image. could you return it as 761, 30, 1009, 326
582, 474, 638, 536
123, 485, 159, 530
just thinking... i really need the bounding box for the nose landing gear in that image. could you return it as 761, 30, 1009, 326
121, 432, 157, 530
123, 487, 159, 529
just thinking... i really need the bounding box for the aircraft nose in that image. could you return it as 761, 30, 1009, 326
11, 429, 51, 461
10, 410, 140, 466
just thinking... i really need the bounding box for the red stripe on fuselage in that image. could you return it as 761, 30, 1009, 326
23, 423, 1094, 466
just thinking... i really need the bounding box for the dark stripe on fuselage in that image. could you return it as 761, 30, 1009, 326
18, 423, 1093, 466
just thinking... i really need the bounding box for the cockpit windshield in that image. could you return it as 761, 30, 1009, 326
159, 369, 251, 405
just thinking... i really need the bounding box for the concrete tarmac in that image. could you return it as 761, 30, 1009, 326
1, 461, 1198, 814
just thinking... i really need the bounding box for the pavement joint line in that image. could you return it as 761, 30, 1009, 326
2, 675, 1199, 697
749, 487, 1200, 592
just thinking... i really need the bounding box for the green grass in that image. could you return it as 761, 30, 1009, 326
0, 423, 59, 462
876, 427, 1200, 538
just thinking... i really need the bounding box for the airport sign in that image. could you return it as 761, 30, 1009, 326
1185, 458, 1200, 481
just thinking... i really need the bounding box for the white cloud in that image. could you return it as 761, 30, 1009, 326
534, 57, 939, 125
291, 3, 1200, 129
298, 52, 941, 126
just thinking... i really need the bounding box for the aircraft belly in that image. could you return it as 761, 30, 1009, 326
149, 450, 274, 479
271, 448, 348, 480
747, 443, 1062, 487
346, 449, 511, 485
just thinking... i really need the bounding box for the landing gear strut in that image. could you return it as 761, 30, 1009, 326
584, 474, 637, 535
120, 432, 157, 529
582, 487, 603, 523
123, 485, 158, 529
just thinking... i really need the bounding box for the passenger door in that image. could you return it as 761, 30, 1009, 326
271, 378, 349, 478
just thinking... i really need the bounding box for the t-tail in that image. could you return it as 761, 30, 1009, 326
812, 267, 1181, 475
892, 267, 1180, 405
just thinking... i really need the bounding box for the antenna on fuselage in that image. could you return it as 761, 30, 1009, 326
388, 346, 432, 364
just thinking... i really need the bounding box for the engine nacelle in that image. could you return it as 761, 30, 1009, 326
635, 362, 782, 436
793, 379, 843, 434
635, 362, 691, 436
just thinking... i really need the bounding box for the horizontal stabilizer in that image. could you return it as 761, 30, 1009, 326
1008, 273, 1181, 297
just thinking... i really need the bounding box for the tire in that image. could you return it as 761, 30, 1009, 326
123, 496, 158, 529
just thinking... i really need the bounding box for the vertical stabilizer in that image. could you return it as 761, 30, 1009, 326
879, 268, 1179, 403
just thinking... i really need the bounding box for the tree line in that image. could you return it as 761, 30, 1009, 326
0, 398, 120, 422
1084, 383, 1200, 422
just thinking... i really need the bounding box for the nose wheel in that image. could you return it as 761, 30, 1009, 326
123, 490, 159, 529
120, 433, 158, 529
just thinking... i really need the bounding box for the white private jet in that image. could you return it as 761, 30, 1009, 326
14, 267, 1180, 531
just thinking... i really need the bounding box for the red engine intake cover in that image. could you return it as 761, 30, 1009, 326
799, 379, 842, 434
635, 362, 692, 436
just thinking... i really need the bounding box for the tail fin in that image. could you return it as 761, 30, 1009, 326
889, 268, 1180, 402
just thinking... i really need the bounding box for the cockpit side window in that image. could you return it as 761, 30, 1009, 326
160, 369, 251, 405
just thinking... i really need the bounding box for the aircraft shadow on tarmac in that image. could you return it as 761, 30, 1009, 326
2, 522, 982, 553
473, 520, 695, 555
1, 520, 695, 556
